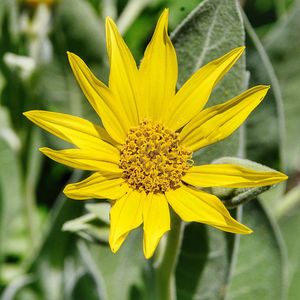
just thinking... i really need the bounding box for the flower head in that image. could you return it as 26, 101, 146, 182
24, 9, 287, 259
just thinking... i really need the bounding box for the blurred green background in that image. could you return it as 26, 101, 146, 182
0, 0, 300, 299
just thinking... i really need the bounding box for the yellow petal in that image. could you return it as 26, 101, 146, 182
67, 52, 127, 143
23, 110, 119, 154
180, 85, 270, 151
165, 186, 252, 234
139, 9, 177, 121
106, 17, 140, 127
143, 193, 170, 259
183, 164, 287, 188
165, 47, 245, 131
40, 147, 122, 174
109, 190, 144, 253
64, 172, 128, 200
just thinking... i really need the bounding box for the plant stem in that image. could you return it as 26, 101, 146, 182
117, 0, 152, 34
154, 213, 183, 300
275, 185, 300, 219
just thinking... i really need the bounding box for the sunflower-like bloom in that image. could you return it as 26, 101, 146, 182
24, 9, 287, 259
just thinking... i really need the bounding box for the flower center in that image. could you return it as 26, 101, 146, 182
119, 120, 193, 193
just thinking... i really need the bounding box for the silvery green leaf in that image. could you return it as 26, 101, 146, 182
62, 203, 110, 244
262, 1, 300, 174
225, 201, 287, 300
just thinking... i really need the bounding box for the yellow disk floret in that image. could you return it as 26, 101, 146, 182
120, 120, 193, 193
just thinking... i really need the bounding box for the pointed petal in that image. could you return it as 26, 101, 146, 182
23, 110, 119, 153
143, 193, 170, 259
67, 52, 127, 143
183, 164, 288, 188
165, 186, 252, 234
109, 190, 144, 253
180, 85, 270, 151
64, 172, 128, 200
40, 147, 122, 174
139, 9, 177, 121
106, 17, 140, 127
165, 47, 245, 131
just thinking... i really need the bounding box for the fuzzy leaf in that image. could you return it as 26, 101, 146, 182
225, 201, 287, 299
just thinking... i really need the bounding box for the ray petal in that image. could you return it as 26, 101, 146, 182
109, 190, 144, 253
183, 164, 288, 188
67, 52, 127, 143
63, 172, 128, 200
180, 85, 270, 151
23, 110, 119, 153
40, 147, 122, 174
139, 9, 177, 121
165, 186, 252, 234
165, 47, 245, 131
106, 17, 140, 127
143, 193, 170, 259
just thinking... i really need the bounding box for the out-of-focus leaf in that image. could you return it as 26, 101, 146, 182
225, 201, 287, 300
262, 1, 300, 174
13, 171, 85, 300
176, 224, 231, 299
0, 108, 24, 282
277, 184, 300, 299
171, 0, 247, 165
246, 1, 300, 174
62, 203, 109, 245
53, 0, 105, 61
88, 229, 146, 300
0, 275, 34, 300
62, 203, 146, 300
76, 241, 108, 300
0, 107, 20, 151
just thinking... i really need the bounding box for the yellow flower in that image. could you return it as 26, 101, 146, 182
24, 9, 287, 259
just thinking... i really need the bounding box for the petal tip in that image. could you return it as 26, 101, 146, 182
105, 16, 115, 29
230, 46, 245, 57
23, 110, 37, 119
144, 251, 153, 260
66, 51, 75, 59
278, 172, 288, 181
109, 239, 121, 254
23, 111, 31, 118
63, 184, 71, 194
39, 147, 50, 154
239, 225, 253, 235
162, 8, 169, 16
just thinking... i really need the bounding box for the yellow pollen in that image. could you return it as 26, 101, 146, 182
120, 120, 193, 193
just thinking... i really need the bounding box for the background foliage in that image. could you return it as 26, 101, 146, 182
0, 0, 299, 299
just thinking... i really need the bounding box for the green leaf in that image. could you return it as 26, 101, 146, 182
87, 229, 146, 300
262, 1, 300, 174
279, 202, 300, 299
244, 20, 284, 172
11, 171, 85, 299
225, 201, 287, 300
0, 107, 24, 283
176, 224, 232, 299
62, 203, 110, 244
54, 0, 105, 61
